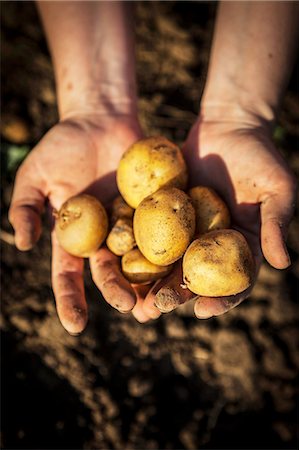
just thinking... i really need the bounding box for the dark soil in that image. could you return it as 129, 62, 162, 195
1, 2, 299, 449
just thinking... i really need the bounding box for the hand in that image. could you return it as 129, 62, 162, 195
9, 113, 148, 334
139, 115, 297, 320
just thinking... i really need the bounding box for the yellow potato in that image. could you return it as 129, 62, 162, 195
117, 136, 188, 208
55, 194, 108, 258
134, 187, 196, 266
183, 229, 255, 297
111, 195, 134, 224
106, 217, 135, 256
189, 186, 230, 235
122, 248, 173, 284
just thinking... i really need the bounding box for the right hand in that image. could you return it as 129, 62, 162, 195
9, 112, 149, 334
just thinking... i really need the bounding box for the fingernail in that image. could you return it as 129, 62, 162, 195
15, 233, 33, 251
148, 309, 162, 320
194, 302, 213, 319
282, 243, 291, 267
116, 303, 134, 313
194, 312, 213, 320
285, 254, 291, 268
68, 331, 82, 337
155, 287, 181, 313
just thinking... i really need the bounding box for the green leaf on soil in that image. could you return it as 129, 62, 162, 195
273, 126, 286, 144
6, 145, 30, 172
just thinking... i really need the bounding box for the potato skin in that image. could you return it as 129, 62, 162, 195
134, 187, 196, 266
189, 186, 230, 235
117, 136, 188, 208
55, 194, 108, 258
111, 195, 134, 224
183, 229, 255, 297
106, 217, 135, 256
122, 248, 173, 284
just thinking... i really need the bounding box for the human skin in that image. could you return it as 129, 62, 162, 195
140, 1, 299, 321
8, 2, 298, 328
8, 2, 149, 334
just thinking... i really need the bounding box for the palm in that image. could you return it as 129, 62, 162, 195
9, 114, 145, 333
184, 120, 295, 268
23, 115, 142, 209
143, 118, 296, 321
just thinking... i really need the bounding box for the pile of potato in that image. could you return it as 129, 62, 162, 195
55, 136, 255, 299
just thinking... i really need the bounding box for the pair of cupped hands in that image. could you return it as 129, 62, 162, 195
9, 112, 296, 334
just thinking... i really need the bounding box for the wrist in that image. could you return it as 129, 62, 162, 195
200, 91, 277, 132
201, 85, 277, 130
58, 81, 138, 121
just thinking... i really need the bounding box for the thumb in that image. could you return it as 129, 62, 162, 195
8, 160, 45, 251
260, 185, 296, 269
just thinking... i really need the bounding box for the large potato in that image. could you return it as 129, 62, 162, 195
189, 186, 230, 235
122, 248, 173, 284
134, 187, 196, 266
183, 229, 255, 296
55, 194, 108, 258
106, 217, 135, 256
117, 136, 188, 208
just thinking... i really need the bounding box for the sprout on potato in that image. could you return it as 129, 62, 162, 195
55, 194, 108, 258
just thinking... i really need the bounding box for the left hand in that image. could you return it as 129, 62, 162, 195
137, 115, 297, 321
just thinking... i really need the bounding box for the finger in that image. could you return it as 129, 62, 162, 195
89, 247, 137, 313
194, 286, 252, 319
260, 188, 296, 269
131, 285, 153, 323
52, 233, 88, 335
137, 281, 162, 320
9, 164, 45, 250
9, 204, 42, 250
145, 264, 196, 315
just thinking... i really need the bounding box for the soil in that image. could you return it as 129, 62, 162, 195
1, 2, 299, 450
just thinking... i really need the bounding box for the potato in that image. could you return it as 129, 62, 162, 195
189, 186, 230, 235
183, 229, 255, 297
117, 136, 188, 208
122, 248, 173, 284
134, 187, 196, 266
106, 217, 135, 256
111, 195, 134, 224
55, 194, 108, 257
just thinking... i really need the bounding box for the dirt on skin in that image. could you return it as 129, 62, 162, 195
1, 2, 299, 449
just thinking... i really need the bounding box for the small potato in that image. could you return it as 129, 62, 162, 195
117, 136, 188, 208
122, 248, 173, 284
106, 217, 135, 256
55, 194, 108, 258
111, 195, 134, 224
183, 229, 255, 297
134, 187, 196, 266
189, 186, 230, 235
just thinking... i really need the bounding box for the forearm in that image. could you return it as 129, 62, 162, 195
201, 1, 299, 124
37, 1, 138, 119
